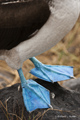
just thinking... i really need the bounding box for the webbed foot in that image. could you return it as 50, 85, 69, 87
18, 68, 52, 112
30, 57, 74, 83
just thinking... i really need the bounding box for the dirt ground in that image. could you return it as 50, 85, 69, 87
0, 17, 80, 89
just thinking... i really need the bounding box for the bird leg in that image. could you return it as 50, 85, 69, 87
17, 68, 52, 112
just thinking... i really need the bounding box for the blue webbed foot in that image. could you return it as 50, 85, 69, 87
29, 57, 74, 83
18, 68, 52, 112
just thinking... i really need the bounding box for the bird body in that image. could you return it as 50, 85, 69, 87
0, 0, 79, 69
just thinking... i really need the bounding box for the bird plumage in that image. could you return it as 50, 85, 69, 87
0, 0, 50, 50
0, 0, 79, 69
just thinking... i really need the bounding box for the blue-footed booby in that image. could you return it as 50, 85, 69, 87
0, 0, 80, 112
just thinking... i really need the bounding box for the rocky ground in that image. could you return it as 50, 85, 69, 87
0, 78, 80, 120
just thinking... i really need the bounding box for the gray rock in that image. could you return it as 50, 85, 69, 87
63, 78, 80, 92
